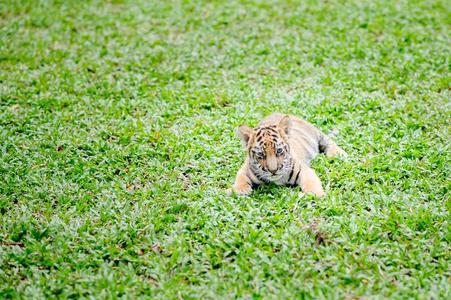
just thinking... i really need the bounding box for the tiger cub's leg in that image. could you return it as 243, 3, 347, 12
231, 166, 253, 196
319, 134, 347, 158
298, 165, 325, 197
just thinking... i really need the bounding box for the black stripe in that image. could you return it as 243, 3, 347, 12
251, 169, 263, 182
293, 170, 301, 184
266, 127, 278, 134
251, 181, 260, 189
247, 168, 261, 186
288, 164, 294, 182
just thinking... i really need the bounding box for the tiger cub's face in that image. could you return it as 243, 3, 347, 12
237, 117, 292, 182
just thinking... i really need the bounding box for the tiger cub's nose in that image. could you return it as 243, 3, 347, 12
267, 157, 278, 174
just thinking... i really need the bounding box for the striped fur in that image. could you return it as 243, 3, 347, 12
231, 113, 347, 197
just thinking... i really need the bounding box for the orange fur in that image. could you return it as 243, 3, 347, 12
299, 166, 325, 197
232, 166, 253, 195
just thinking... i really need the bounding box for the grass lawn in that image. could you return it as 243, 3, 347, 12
0, 0, 450, 298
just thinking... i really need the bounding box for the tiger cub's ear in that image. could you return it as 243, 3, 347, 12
236, 125, 253, 148
278, 115, 292, 134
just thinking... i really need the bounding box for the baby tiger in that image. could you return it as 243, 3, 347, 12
231, 113, 347, 197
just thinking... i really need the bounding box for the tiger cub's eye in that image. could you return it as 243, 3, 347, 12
254, 151, 265, 159
276, 148, 284, 156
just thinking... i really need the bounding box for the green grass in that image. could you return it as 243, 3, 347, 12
0, 0, 450, 298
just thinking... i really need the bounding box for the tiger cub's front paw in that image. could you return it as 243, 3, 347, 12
230, 183, 252, 196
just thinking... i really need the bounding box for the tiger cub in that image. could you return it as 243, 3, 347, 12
231, 113, 347, 197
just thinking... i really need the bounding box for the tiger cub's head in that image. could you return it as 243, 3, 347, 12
236, 115, 292, 181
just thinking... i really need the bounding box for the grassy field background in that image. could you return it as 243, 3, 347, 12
1, 0, 449, 298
